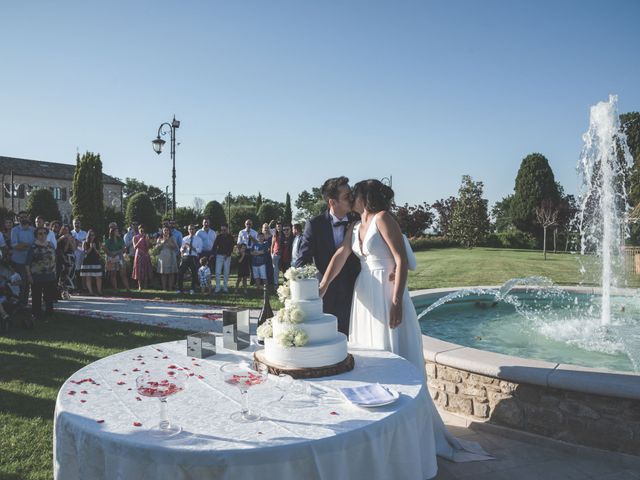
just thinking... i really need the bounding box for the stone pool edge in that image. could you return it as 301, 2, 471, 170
412, 287, 640, 456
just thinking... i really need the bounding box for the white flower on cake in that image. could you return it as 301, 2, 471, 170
256, 319, 273, 339
276, 327, 309, 348
276, 305, 305, 324
277, 283, 291, 302
284, 265, 319, 282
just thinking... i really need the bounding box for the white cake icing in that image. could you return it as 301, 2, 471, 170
289, 278, 318, 301
264, 334, 348, 368
264, 277, 349, 369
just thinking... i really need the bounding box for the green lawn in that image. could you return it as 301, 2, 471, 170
1, 247, 636, 479
407, 247, 637, 290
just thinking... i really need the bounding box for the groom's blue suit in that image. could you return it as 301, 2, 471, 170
295, 210, 361, 335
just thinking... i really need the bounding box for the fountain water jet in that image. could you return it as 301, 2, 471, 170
577, 94, 633, 325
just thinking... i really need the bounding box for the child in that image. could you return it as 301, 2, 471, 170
235, 243, 250, 294
250, 232, 268, 288
198, 257, 212, 294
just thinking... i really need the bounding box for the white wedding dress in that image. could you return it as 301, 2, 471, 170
349, 215, 492, 463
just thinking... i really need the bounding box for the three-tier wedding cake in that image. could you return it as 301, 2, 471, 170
257, 266, 351, 372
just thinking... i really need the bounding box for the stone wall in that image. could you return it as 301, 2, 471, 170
426, 360, 640, 456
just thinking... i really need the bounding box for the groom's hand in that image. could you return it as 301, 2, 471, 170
389, 302, 402, 329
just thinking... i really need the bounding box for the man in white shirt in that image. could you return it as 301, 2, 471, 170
177, 224, 203, 294
236, 219, 258, 247
196, 218, 216, 262
35, 216, 57, 248
71, 219, 87, 271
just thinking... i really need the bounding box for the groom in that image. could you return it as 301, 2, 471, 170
295, 176, 360, 335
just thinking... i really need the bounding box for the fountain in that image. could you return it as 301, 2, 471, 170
412, 96, 640, 455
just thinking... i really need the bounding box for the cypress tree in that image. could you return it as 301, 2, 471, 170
284, 192, 292, 225
202, 200, 227, 230
26, 188, 61, 221
72, 152, 105, 235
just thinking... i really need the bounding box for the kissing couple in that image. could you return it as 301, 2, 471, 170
295, 176, 492, 463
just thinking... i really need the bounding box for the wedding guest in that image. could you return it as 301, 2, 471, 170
155, 226, 178, 291
123, 222, 139, 258
235, 243, 250, 294
236, 219, 258, 246
212, 223, 234, 293
291, 223, 303, 266
250, 232, 268, 288
10, 211, 35, 306
1, 218, 13, 258
177, 224, 202, 294
55, 224, 75, 289
270, 221, 283, 285
198, 257, 212, 294
103, 227, 129, 291
80, 230, 103, 295
51, 220, 61, 241
25, 226, 57, 326
132, 225, 153, 291
196, 218, 216, 263
278, 224, 293, 276
170, 220, 183, 253
261, 223, 274, 286
35, 216, 57, 248
71, 219, 88, 274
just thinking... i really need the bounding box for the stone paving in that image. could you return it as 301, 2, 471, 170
58, 295, 640, 479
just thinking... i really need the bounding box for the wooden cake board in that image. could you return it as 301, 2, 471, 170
254, 349, 354, 379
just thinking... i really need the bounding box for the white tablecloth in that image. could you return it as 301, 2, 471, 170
54, 341, 437, 480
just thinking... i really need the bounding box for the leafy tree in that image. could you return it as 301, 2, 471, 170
192, 197, 205, 213
104, 206, 125, 231
26, 188, 61, 222
621, 112, 640, 205
174, 207, 199, 231
448, 175, 491, 248
535, 200, 559, 260
491, 195, 514, 233
257, 202, 284, 226
295, 188, 325, 222
125, 192, 159, 232
122, 177, 168, 216
202, 201, 227, 230
72, 151, 105, 236
510, 153, 561, 237
393, 203, 433, 237
230, 207, 260, 235
431, 196, 457, 236
284, 193, 293, 225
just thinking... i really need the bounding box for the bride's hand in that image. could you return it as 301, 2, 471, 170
389, 302, 402, 329
318, 281, 328, 298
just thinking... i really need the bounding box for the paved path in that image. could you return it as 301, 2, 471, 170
59, 295, 640, 479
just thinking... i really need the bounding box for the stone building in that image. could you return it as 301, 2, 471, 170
0, 155, 124, 223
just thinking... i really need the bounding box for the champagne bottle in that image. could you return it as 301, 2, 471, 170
256, 284, 273, 345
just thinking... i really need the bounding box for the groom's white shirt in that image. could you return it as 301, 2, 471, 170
330, 212, 348, 247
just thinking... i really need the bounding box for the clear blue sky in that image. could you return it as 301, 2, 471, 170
2, 1, 639, 211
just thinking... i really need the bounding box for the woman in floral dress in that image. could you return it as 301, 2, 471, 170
132, 225, 153, 290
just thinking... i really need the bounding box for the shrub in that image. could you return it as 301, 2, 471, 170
484, 231, 537, 249
26, 188, 61, 221
409, 236, 459, 251
125, 192, 159, 231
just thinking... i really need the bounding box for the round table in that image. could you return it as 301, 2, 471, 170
54, 340, 437, 479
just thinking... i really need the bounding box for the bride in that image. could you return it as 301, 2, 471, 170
319, 179, 491, 463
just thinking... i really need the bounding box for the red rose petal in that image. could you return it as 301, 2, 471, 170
96, 419, 105, 423
168, 364, 177, 369
80, 399, 87, 403
68, 391, 76, 395
117, 381, 126, 385
162, 356, 169, 359
133, 421, 142, 427
132, 368, 140, 372
135, 396, 142, 401
330, 411, 339, 415
113, 369, 119, 372
197, 375, 204, 379
81, 390, 88, 394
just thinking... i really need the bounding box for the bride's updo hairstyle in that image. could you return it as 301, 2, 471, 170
352, 180, 394, 213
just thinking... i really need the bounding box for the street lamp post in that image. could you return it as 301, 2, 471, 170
152, 116, 180, 219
